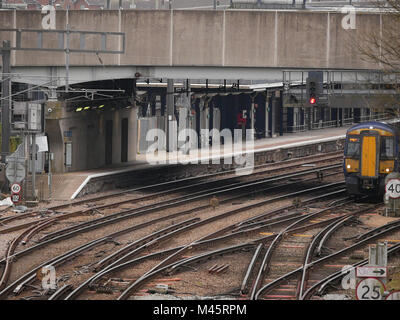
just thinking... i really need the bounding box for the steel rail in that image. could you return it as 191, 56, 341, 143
38, 163, 342, 243
47, 285, 73, 300
355, 218, 400, 241
248, 200, 353, 300
91, 187, 340, 274
0, 237, 111, 298
0, 180, 344, 298
316, 214, 360, 256
0, 176, 344, 298
302, 241, 400, 300
67, 195, 350, 301
65, 246, 187, 300
66, 232, 276, 300
255, 209, 399, 300
112, 189, 347, 294
0, 215, 199, 296
48, 151, 342, 210
0, 152, 343, 227
92, 217, 201, 272
0, 222, 43, 291
0, 218, 200, 299
127, 190, 348, 285
236, 189, 348, 227
0, 187, 335, 300
116, 242, 257, 300
297, 215, 355, 299
21, 218, 57, 245
257, 205, 378, 300
114, 210, 353, 302
103, 202, 350, 301
240, 243, 264, 295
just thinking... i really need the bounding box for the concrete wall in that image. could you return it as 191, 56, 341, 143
46, 106, 138, 172
0, 9, 385, 70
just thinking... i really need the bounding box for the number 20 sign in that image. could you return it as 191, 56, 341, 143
356, 278, 386, 300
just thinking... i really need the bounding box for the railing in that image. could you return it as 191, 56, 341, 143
284, 113, 393, 133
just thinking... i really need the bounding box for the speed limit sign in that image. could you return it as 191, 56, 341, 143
11, 193, 21, 204
11, 183, 21, 194
386, 290, 400, 300
356, 278, 386, 300
386, 179, 400, 199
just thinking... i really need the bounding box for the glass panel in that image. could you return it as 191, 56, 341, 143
381, 137, 394, 158
346, 136, 360, 157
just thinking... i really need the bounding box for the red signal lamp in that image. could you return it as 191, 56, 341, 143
309, 97, 316, 105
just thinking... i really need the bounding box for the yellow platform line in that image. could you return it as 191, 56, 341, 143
292, 234, 313, 238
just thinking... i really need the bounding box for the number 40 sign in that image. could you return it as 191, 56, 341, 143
356, 278, 386, 300
386, 179, 400, 199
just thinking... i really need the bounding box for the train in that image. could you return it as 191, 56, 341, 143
344, 121, 400, 197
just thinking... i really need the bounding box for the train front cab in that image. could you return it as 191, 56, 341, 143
345, 125, 397, 196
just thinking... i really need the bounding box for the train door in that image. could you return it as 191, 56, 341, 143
360, 134, 379, 177
105, 120, 113, 165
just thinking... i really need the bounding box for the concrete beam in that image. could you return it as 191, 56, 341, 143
3, 65, 379, 86
0, 9, 386, 70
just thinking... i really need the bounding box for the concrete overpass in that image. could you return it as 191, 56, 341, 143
0, 8, 387, 85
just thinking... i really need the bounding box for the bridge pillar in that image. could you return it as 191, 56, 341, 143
166, 79, 175, 152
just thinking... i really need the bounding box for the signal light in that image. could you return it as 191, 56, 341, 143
309, 97, 316, 105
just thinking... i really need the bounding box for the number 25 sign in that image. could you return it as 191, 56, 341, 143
356, 278, 386, 300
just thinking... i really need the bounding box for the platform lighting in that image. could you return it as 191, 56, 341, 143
98, 105, 105, 109
84, 106, 90, 110
75, 107, 83, 112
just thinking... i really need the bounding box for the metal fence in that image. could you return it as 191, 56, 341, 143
284, 112, 393, 133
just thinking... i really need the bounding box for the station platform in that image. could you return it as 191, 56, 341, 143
137, 126, 347, 165
34, 125, 354, 202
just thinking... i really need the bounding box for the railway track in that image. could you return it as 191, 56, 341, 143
0, 164, 345, 299
253, 204, 400, 300
0, 158, 344, 291
2, 151, 396, 301
0, 152, 342, 234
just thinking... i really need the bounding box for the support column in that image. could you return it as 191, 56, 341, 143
1, 40, 11, 164
166, 79, 175, 152
250, 93, 256, 139
271, 94, 277, 137
308, 107, 313, 131
278, 90, 283, 136
31, 133, 36, 200
265, 91, 269, 138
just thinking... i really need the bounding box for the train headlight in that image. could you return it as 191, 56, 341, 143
347, 164, 351, 169
386, 168, 390, 172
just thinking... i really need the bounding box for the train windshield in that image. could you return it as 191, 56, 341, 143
346, 136, 360, 157
381, 137, 395, 158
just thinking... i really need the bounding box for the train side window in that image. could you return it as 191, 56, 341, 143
346, 137, 360, 157
381, 137, 394, 158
